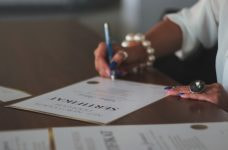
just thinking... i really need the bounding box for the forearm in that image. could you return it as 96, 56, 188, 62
110, 18, 184, 65
145, 18, 183, 58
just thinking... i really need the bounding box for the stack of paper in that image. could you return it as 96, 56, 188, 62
0, 122, 228, 150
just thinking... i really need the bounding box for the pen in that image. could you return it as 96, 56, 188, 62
104, 22, 117, 80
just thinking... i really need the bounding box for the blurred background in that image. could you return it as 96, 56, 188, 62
0, 0, 197, 40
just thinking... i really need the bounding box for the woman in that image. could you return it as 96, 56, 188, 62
94, 0, 228, 111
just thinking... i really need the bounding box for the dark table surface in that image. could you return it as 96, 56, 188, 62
0, 19, 228, 131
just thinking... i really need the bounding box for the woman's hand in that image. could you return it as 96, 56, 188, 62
165, 83, 228, 111
94, 42, 147, 78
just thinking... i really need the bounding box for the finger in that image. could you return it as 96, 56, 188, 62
178, 93, 216, 104
95, 58, 110, 77
179, 93, 206, 100
166, 86, 190, 96
178, 85, 219, 104
94, 42, 107, 58
167, 83, 224, 105
112, 51, 126, 65
114, 44, 147, 64
124, 46, 147, 64
113, 48, 145, 68
99, 69, 110, 78
94, 43, 110, 77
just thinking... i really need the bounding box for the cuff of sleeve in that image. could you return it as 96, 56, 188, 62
164, 13, 200, 60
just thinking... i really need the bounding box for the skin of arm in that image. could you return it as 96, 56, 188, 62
145, 18, 183, 58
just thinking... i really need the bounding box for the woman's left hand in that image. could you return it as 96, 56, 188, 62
165, 83, 228, 111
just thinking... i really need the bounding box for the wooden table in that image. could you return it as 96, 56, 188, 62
0, 19, 227, 131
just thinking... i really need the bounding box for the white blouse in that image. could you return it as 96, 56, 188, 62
166, 0, 228, 91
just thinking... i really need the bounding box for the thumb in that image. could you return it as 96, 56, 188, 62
111, 50, 128, 65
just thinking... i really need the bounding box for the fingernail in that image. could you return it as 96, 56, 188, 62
178, 93, 185, 96
109, 61, 118, 70
164, 86, 173, 90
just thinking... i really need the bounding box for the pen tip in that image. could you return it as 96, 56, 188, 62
111, 75, 115, 81
110, 71, 115, 81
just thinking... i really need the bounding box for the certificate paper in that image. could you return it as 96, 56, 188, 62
0, 86, 31, 102
0, 122, 228, 150
53, 122, 228, 150
0, 129, 49, 150
9, 77, 166, 124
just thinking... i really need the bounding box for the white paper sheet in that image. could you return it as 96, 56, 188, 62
0, 86, 31, 102
53, 122, 228, 150
0, 129, 49, 150
0, 122, 227, 150
9, 77, 166, 124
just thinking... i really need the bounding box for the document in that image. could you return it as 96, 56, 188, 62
53, 122, 228, 150
0, 122, 228, 150
54, 123, 228, 150
9, 77, 166, 124
0, 129, 49, 150
0, 86, 31, 102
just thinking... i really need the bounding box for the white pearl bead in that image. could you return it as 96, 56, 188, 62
147, 48, 155, 54
142, 40, 151, 47
148, 55, 156, 61
134, 33, 145, 41
121, 41, 129, 47
125, 33, 135, 41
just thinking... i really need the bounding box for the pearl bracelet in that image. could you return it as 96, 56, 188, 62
121, 33, 156, 73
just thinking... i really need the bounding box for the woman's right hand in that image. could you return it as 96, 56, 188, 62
94, 42, 147, 78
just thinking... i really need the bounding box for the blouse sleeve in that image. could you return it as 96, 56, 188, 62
165, 0, 218, 59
